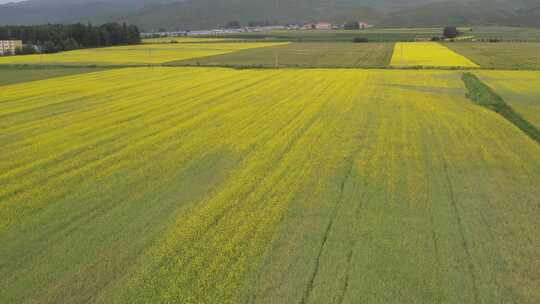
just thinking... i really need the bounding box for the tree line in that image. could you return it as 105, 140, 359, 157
0, 23, 141, 54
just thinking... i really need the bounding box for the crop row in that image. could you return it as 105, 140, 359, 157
1, 68, 539, 303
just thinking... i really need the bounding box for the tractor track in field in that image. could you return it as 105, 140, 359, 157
335, 246, 354, 304
441, 154, 480, 304
299, 75, 376, 304
335, 129, 376, 304
299, 155, 356, 304
335, 182, 371, 304
426, 103, 481, 301
421, 113, 442, 266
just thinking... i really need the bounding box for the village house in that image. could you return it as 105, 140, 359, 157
315, 22, 332, 30
303, 22, 333, 30
359, 22, 370, 29
301, 23, 315, 30
0, 40, 23, 55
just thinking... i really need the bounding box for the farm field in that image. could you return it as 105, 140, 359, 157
173, 42, 394, 67
471, 27, 540, 42
446, 43, 540, 70
475, 70, 540, 129
212, 27, 540, 43
391, 42, 479, 68
1, 67, 539, 304
0, 66, 106, 86
215, 29, 439, 42
0, 42, 285, 66
142, 37, 240, 44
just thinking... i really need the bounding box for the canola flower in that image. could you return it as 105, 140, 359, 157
0, 42, 286, 65
0, 68, 539, 304
390, 42, 479, 67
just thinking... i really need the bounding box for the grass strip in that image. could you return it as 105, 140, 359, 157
462, 72, 540, 143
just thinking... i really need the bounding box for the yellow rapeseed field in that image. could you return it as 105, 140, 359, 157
391, 42, 479, 67
0, 42, 286, 65
1, 68, 538, 304
475, 70, 540, 129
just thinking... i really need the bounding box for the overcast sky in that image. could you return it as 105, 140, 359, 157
0, 0, 25, 3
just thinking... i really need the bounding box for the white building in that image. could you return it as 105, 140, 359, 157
0, 40, 23, 55
315, 22, 332, 30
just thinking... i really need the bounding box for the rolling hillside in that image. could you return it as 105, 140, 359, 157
0, 0, 176, 25
122, 0, 385, 31
0, 0, 539, 29
382, 0, 540, 27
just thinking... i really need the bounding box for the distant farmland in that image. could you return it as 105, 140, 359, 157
211, 27, 540, 42
174, 42, 394, 68
212, 29, 431, 42
142, 37, 240, 44
1, 40, 538, 70
1, 67, 539, 303
446, 43, 540, 70
390, 42, 479, 68
0, 42, 285, 65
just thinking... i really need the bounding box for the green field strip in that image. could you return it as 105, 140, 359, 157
212, 29, 442, 42
0, 66, 110, 86
474, 71, 540, 129
462, 72, 540, 144
446, 43, 540, 70
214, 28, 540, 43
142, 37, 242, 44
168, 43, 395, 68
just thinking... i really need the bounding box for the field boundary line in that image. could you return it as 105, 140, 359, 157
462, 72, 540, 144
441, 154, 481, 304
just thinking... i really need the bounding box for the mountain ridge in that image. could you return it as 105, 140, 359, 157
0, 0, 538, 30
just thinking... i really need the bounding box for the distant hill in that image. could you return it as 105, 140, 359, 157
122, 0, 385, 31
382, 0, 540, 27
0, 0, 539, 30
0, 0, 176, 25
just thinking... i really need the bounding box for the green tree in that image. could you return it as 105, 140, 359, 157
40, 41, 59, 53
443, 26, 459, 39
62, 38, 80, 51
225, 21, 241, 29
16, 44, 37, 55
344, 21, 360, 30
